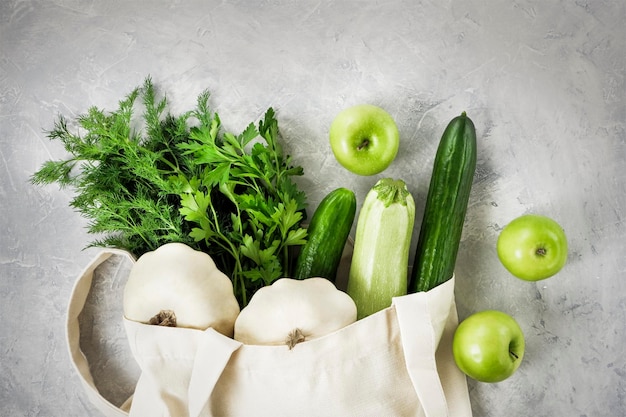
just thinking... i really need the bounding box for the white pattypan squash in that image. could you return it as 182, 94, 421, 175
234, 277, 357, 349
123, 242, 240, 337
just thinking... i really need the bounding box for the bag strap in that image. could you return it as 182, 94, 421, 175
187, 329, 242, 417
393, 279, 456, 417
66, 249, 135, 417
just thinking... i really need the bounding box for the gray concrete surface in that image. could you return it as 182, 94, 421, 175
1, 1, 625, 416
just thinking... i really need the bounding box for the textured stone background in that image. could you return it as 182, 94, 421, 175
1, 1, 625, 416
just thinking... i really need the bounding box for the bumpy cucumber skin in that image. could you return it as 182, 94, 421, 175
409, 113, 477, 293
347, 178, 415, 319
294, 188, 356, 282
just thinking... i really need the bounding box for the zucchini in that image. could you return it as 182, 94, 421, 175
409, 112, 477, 293
294, 188, 356, 282
346, 178, 415, 319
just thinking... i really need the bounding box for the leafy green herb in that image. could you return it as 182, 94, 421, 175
32, 77, 308, 306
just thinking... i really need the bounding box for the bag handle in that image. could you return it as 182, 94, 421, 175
393, 278, 456, 417
187, 329, 242, 417
66, 249, 135, 417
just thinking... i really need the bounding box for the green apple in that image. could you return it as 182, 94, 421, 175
497, 214, 568, 281
329, 104, 400, 176
452, 310, 525, 383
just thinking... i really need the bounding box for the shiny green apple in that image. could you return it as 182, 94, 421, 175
497, 214, 568, 281
329, 104, 399, 176
452, 310, 525, 383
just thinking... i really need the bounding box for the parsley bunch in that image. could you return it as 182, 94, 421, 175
32, 77, 308, 306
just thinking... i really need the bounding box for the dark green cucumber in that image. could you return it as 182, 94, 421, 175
294, 188, 356, 282
409, 112, 477, 293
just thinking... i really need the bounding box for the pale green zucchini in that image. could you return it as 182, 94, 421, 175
346, 178, 415, 319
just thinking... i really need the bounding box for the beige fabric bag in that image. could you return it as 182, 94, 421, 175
67, 249, 472, 417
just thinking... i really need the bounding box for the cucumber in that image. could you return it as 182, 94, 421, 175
294, 187, 356, 282
347, 178, 415, 319
409, 112, 477, 293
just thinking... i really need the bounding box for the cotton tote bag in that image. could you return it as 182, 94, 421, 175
66, 249, 473, 417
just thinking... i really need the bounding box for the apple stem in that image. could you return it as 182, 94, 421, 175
510, 350, 519, 360
357, 139, 370, 151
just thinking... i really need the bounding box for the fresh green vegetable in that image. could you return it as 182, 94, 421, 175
294, 187, 356, 282
31, 77, 308, 306
409, 112, 477, 293
346, 178, 415, 319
